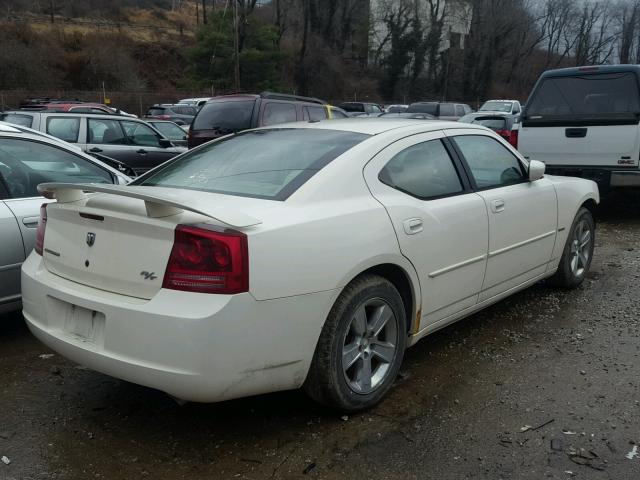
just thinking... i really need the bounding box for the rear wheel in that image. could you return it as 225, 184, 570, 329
549, 207, 595, 288
304, 274, 407, 412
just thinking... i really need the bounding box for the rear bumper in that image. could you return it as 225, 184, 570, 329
21, 253, 338, 402
544, 166, 640, 188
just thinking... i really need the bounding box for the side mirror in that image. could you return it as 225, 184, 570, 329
159, 138, 173, 148
528, 159, 545, 181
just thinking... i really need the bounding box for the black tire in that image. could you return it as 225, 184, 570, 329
304, 274, 407, 412
549, 207, 595, 288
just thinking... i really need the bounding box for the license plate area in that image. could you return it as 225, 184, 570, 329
48, 297, 106, 345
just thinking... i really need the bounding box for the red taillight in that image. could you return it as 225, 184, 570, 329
509, 128, 519, 149
158, 115, 171, 120
162, 225, 248, 294
34, 203, 48, 255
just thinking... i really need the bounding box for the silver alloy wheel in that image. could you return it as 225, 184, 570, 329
341, 298, 398, 394
570, 218, 592, 277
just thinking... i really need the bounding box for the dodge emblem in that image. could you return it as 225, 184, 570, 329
86, 232, 96, 247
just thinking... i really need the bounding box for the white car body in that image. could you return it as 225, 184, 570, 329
21, 119, 599, 403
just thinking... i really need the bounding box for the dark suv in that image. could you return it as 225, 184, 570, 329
187, 92, 327, 148
337, 102, 384, 116
145, 104, 198, 126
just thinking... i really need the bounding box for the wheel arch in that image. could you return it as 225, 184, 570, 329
341, 260, 421, 336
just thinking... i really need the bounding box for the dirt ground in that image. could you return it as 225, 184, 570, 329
1, 192, 639, 480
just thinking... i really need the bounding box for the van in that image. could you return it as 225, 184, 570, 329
519, 65, 640, 190
188, 92, 327, 148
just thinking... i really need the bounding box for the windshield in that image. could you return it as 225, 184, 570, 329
192, 100, 255, 132
527, 72, 640, 118
133, 128, 368, 200
0, 113, 33, 128
480, 101, 513, 112
150, 122, 186, 140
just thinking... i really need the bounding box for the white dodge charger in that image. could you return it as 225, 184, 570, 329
22, 119, 599, 411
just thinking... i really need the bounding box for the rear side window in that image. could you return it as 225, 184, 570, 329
439, 104, 455, 116
88, 119, 128, 145
340, 103, 364, 112
133, 129, 368, 200
262, 102, 297, 126
379, 139, 463, 199
46, 117, 80, 143
453, 135, 525, 188
455, 105, 465, 116
172, 106, 197, 115
304, 106, 328, 121
192, 100, 254, 132
0, 138, 112, 198
526, 72, 640, 120
0, 113, 33, 128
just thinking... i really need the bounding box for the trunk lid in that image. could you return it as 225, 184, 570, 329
38, 183, 261, 299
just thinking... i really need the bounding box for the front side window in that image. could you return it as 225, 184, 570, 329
262, 102, 297, 126
0, 138, 112, 198
379, 139, 463, 199
121, 121, 161, 147
46, 117, 80, 143
88, 119, 128, 145
305, 106, 328, 121
453, 135, 525, 189
133, 129, 368, 200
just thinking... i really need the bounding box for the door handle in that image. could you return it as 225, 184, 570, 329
89, 147, 103, 153
22, 216, 40, 228
136, 149, 148, 154
490, 199, 505, 213
403, 218, 423, 235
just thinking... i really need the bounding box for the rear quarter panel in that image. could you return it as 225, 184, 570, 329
546, 175, 599, 265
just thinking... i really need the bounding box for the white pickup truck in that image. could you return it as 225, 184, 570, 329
519, 65, 640, 191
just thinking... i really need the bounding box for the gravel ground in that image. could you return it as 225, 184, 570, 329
1, 192, 639, 480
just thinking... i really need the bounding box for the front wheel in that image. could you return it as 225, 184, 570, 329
304, 274, 407, 412
549, 207, 595, 288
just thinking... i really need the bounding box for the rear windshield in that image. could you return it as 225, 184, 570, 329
526, 72, 640, 123
192, 100, 255, 132
480, 101, 512, 113
133, 128, 368, 200
339, 103, 365, 112
147, 108, 166, 115
0, 113, 33, 128
406, 103, 438, 115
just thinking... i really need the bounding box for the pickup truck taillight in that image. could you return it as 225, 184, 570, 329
34, 204, 48, 256
496, 129, 518, 149
163, 225, 248, 294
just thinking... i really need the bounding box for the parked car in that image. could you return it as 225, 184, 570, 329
146, 120, 188, 147
23, 118, 598, 411
478, 100, 522, 115
0, 111, 186, 175
385, 104, 409, 113
178, 97, 213, 109
145, 104, 198, 126
188, 91, 328, 148
0, 122, 129, 314
378, 112, 435, 119
520, 65, 640, 191
338, 102, 384, 116
458, 112, 519, 147
406, 102, 472, 120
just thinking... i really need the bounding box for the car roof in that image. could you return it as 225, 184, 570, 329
540, 65, 640, 78
3, 110, 140, 120
261, 118, 487, 135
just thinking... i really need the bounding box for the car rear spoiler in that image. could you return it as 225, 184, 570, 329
37, 183, 262, 228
